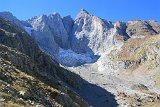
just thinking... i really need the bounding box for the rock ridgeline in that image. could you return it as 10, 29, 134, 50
0, 10, 160, 67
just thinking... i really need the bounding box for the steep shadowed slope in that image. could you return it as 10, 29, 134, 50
0, 17, 90, 107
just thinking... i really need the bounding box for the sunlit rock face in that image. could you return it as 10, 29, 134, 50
70, 9, 128, 56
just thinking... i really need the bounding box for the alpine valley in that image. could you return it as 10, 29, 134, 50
0, 9, 160, 107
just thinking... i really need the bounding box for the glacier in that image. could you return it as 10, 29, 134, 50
56, 48, 99, 67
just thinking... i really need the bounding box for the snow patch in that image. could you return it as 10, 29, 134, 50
57, 48, 99, 67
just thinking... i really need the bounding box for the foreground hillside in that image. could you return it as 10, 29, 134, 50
0, 17, 89, 107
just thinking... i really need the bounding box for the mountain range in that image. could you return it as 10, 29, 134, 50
0, 9, 160, 107
1, 9, 159, 67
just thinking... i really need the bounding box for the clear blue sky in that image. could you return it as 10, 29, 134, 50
0, 0, 160, 21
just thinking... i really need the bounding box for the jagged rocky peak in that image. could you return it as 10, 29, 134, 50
28, 12, 70, 54
28, 15, 48, 31
28, 13, 63, 31
76, 9, 109, 28
70, 9, 125, 55
78, 9, 90, 16
52, 12, 60, 16
48, 12, 62, 23
80, 9, 89, 13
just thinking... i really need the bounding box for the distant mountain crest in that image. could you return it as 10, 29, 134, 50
0, 9, 159, 67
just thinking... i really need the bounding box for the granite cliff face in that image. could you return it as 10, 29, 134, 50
0, 17, 89, 107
